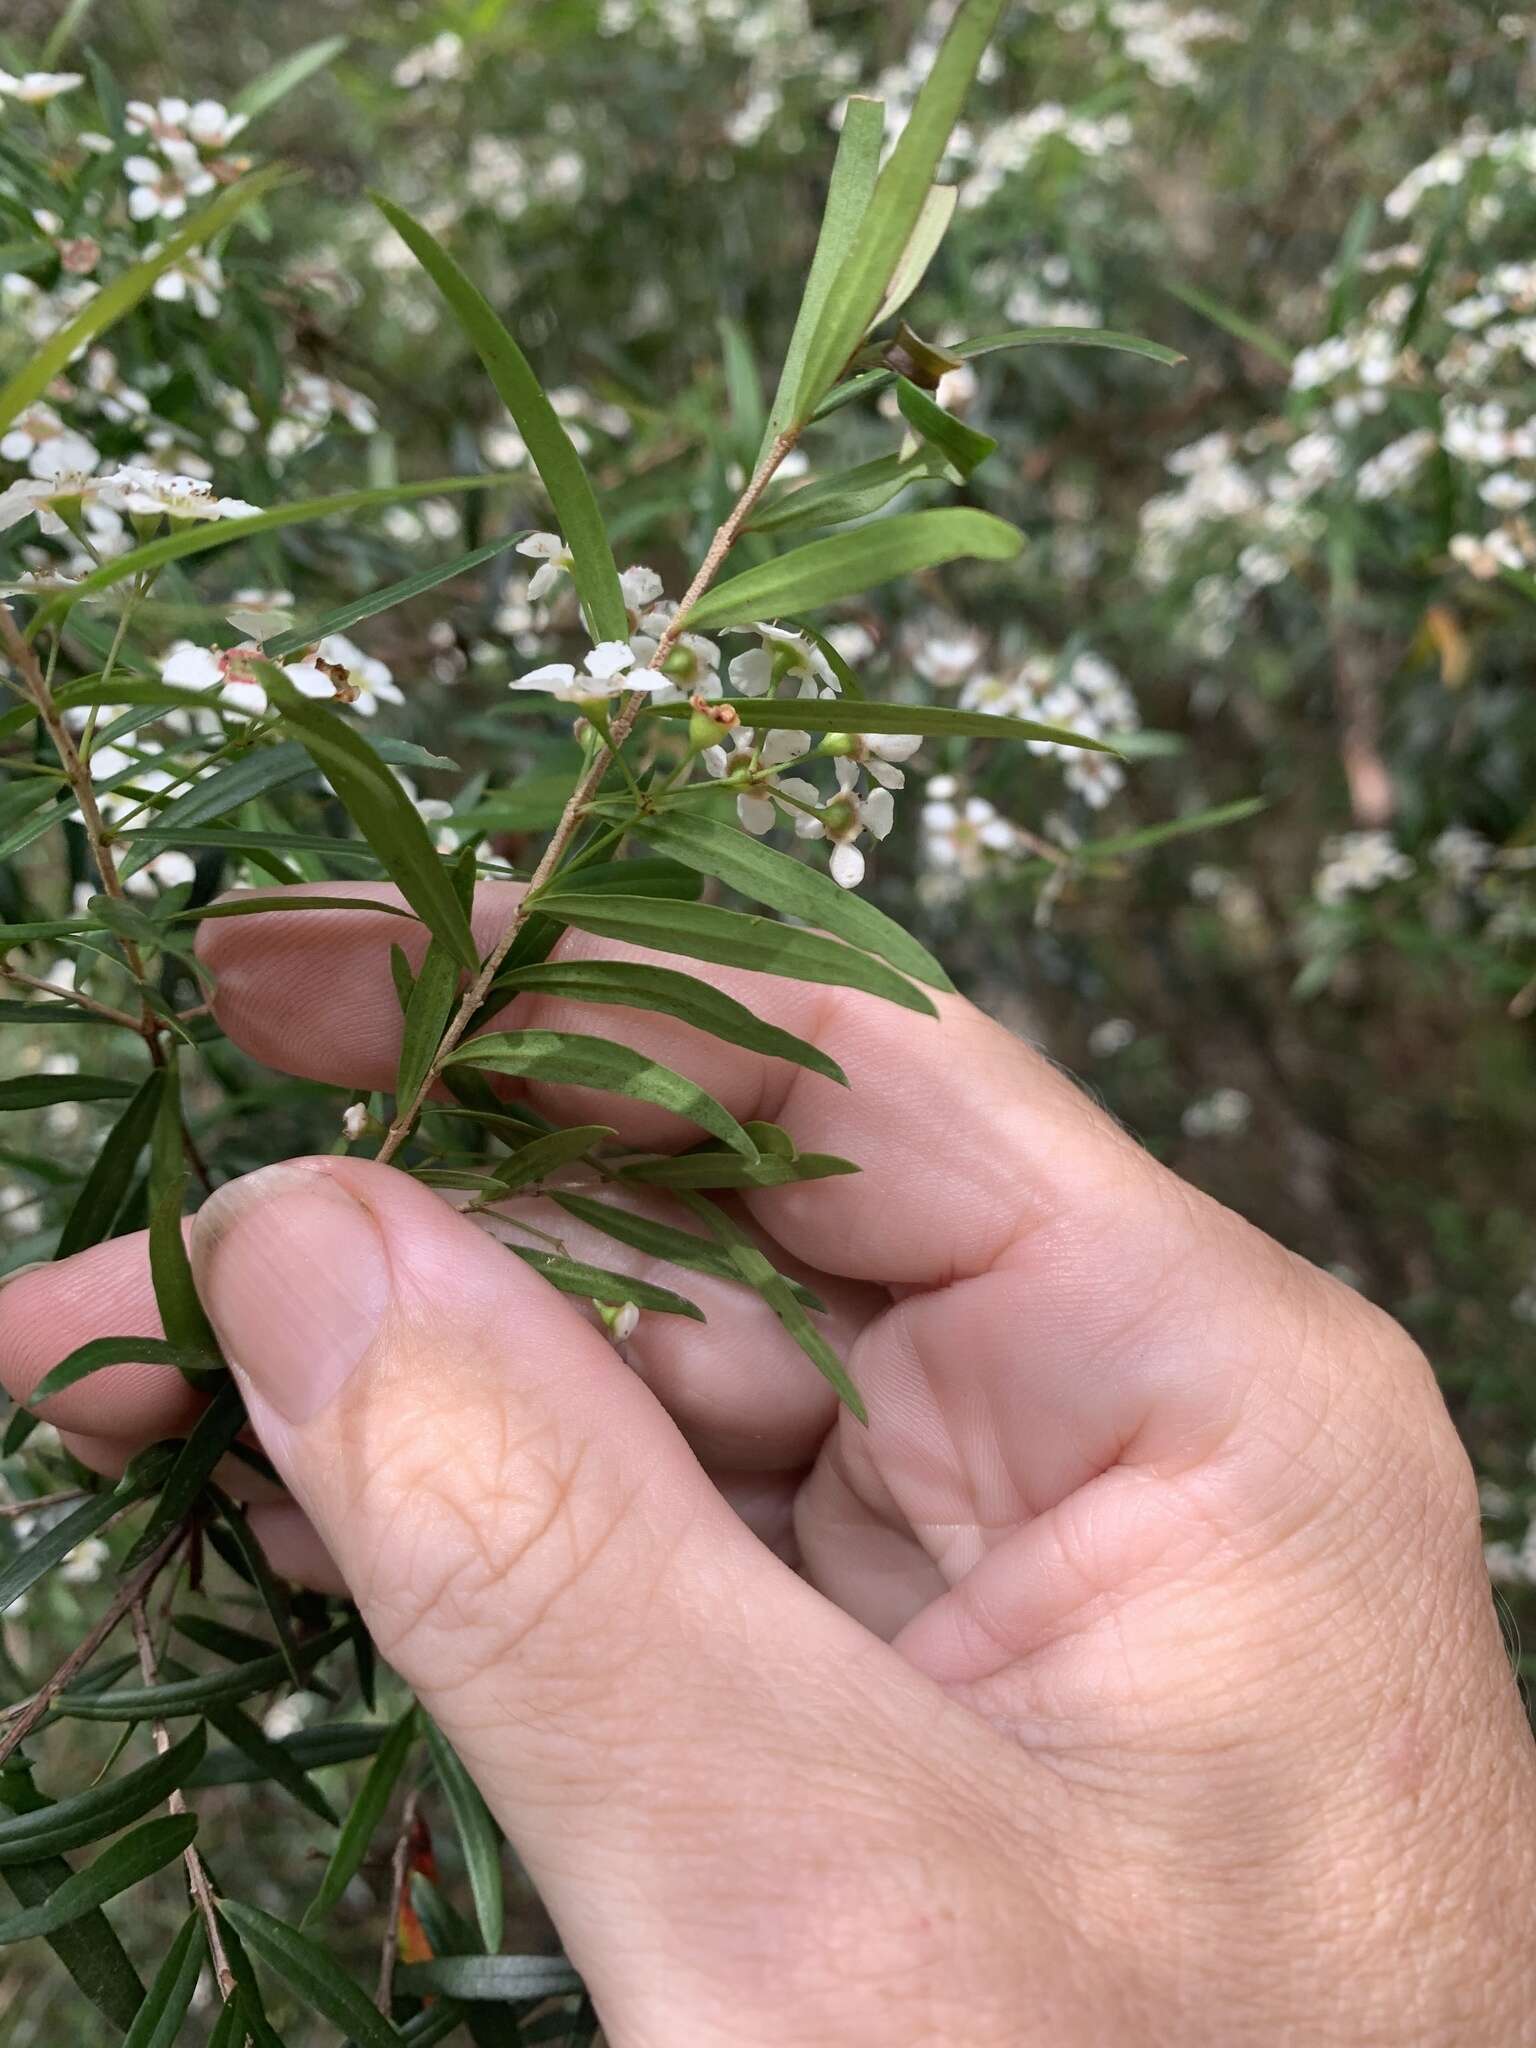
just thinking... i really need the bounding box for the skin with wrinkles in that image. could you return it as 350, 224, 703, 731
2, 879, 1533, 2047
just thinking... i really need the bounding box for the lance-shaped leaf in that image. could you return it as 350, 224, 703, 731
233, 32, 348, 119
895, 375, 996, 477
189, 1722, 387, 1790
396, 932, 464, 1114
303, 1704, 417, 1927
490, 958, 848, 1084
123, 1378, 247, 1569
54, 1620, 352, 1721
0, 168, 285, 434
372, 193, 628, 643
681, 507, 1022, 631
217, 1900, 404, 2048
0, 1074, 137, 1110
0, 1846, 144, 2029
209, 1490, 308, 1694
263, 533, 521, 661
53, 476, 517, 609
810, 323, 1185, 422
199, 1701, 339, 1826
789, 0, 1005, 420
549, 1191, 823, 1310
0, 1814, 198, 1944
648, 692, 1115, 751
396, 1956, 582, 2003
617, 1149, 858, 1190
28, 1335, 220, 1410
539, 895, 937, 1016
56, 1069, 164, 1259
874, 185, 959, 328
122, 1911, 205, 2048
0, 1726, 207, 1866
444, 1030, 758, 1156
681, 1195, 866, 1421
148, 1057, 220, 1359
749, 447, 949, 535
509, 1248, 704, 1321
259, 665, 479, 972
0, 1486, 129, 1614
630, 812, 950, 988
487, 1123, 616, 1193
760, 94, 884, 457
423, 1716, 505, 1954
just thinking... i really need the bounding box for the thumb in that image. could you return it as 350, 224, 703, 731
188, 1157, 979, 2033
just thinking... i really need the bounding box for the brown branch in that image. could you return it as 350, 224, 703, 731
376, 428, 803, 1164
0, 1522, 185, 1765
0, 1489, 89, 1519
0, 964, 142, 1032
376, 1786, 421, 2014
130, 1598, 238, 2003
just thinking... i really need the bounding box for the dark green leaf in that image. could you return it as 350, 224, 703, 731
259, 665, 479, 973
760, 94, 884, 456
749, 448, 949, 536
218, 1899, 404, 2048
895, 376, 996, 477
209, 1491, 308, 1694
538, 895, 936, 1016
56, 1070, 165, 1259
0, 1726, 206, 1866
0, 1074, 136, 1110
0, 1487, 125, 1614
487, 1123, 616, 1192
445, 1029, 758, 1156
809, 325, 1186, 422
681, 1196, 865, 1421
630, 812, 952, 988
148, 1058, 220, 1358
397, 1956, 581, 2003
681, 508, 1022, 631
648, 692, 1113, 751
188, 1722, 386, 1790
122, 1911, 205, 2048
423, 1716, 504, 1954
201, 1701, 340, 1826
303, 1705, 417, 1927
372, 195, 627, 643
549, 1191, 823, 1310
123, 1379, 246, 1569
54, 1620, 352, 1720
617, 1150, 859, 1190
28, 1335, 220, 1410
0, 1814, 198, 1944
0, 1851, 143, 2029
397, 937, 462, 1113
510, 1248, 704, 1321
490, 959, 847, 1084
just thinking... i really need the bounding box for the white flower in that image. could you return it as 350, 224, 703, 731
29, 427, 101, 483
910, 623, 984, 689
1480, 470, 1536, 511
161, 640, 266, 718
1450, 528, 1528, 578
152, 251, 224, 319
0, 71, 84, 105
101, 468, 260, 521
59, 1537, 110, 1584
0, 471, 111, 537
1181, 1088, 1253, 1139
123, 146, 214, 224
835, 731, 923, 793
704, 726, 818, 835
511, 640, 660, 702
620, 564, 665, 617
795, 779, 897, 889
516, 531, 574, 600
921, 781, 1020, 877
1064, 751, 1126, 809
0, 402, 67, 465
285, 634, 403, 715
727, 623, 838, 699
82, 349, 151, 424
1314, 830, 1415, 904
1430, 824, 1495, 886
185, 100, 248, 151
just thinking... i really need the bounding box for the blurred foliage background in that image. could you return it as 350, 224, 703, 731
3, 0, 1536, 2038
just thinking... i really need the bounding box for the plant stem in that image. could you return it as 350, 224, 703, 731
0, 1488, 90, 1519
376, 1785, 421, 2014
0, 1522, 185, 1766
0, 963, 144, 1031
376, 427, 802, 1164
130, 1597, 238, 2003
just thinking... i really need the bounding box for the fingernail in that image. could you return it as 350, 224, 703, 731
190, 1163, 390, 1426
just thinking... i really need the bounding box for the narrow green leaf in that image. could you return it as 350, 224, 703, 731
681, 1196, 866, 1421
189, 1723, 386, 1790
264, 533, 521, 662
303, 1705, 417, 1927
445, 1029, 758, 1156
172, 1614, 281, 1664
0, 169, 286, 435
0, 1727, 206, 1866
760, 94, 884, 457
201, 1701, 339, 1826
1076, 796, 1268, 860
630, 812, 951, 988
259, 665, 479, 973
510, 1248, 704, 1321
680, 508, 1022, 631
54, 1620, 352, 1721
648, 692, 1114, 751
0, 1851, 144, 2029
233, 32, 348, 119
122, 1912, 205, 2048
423, 1717, 504, 1954
29, 1335, 220, 1410
123, 1378, 246, 1569
0, 1487, 125, 1614
1163, 279, 1291, 366
538, 894, 937, 1016
549, 1191, 823, 1310
873, 184, 959, 327
808, 324, 1186, 422
749, 448, 948, 536
209, 1490, 308, 1695
490, 959, 847, 1084
0, 1074, 136, 1110
148, 1057, 220, 1358
617, 1150, 858, 1190
0, 1814, 198, 1944
396, 1956, 582, 2003
56, 1070, 164, 1259
397, 938, 462, 1113
372, 194, 627, 642
487, 1123, 616, 1192
217, 1899, 404, 2048
895, 376, 996, 477
790, 0, 1004, 420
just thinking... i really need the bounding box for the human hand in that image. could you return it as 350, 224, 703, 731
5, 882, 1533, 2046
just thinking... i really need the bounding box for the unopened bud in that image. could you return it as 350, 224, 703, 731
598, 1298, 640, 1342
341, 1103, 371, 1144
817, 732, 856, 756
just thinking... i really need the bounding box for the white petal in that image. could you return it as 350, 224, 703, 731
728, 648, 773, 695
161, 643, 223, 688
516, 531, 564, 559
512, 662, 578, 692
867, 759, 905, 790
830, 842, 866, 888
737, 794, 777, 835
584, 640, 635, 681
862, 788, 896, 840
